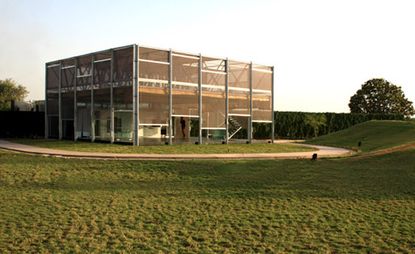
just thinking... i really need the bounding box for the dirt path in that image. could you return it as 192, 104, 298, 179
0, 139, 353, 160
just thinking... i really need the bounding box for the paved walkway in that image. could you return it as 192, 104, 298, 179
0, 139, 353, 160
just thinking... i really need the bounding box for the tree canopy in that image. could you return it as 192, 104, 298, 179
349, 78, 414, 117
0, 79, 28, 110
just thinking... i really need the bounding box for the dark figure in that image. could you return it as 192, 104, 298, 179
180, 117, 186, 138
311, 153, 318, 161
358, 141, 362, 147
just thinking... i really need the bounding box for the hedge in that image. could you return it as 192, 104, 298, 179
272, 111, 405, 139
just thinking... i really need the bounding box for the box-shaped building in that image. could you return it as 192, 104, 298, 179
45, 44, 274, 145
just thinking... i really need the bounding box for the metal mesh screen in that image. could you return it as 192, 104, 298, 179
113, 47, 133, 86
139, 47, 169, 62
94, 61, 111, 87
113, 86, 133, 110
229, 61, 250, 115
46, 92, 58, 115
172, 55, 199, 116
229, 89, 250, 115
202, 57, 225, 72
252, 93, 272, 121
252, 68, 272, 121
139, 61, 169, 124
202, 73, 225, 128
62, 67, 75, 88
46, 65, 59, 90
252, 68, 272, 91
77, 56, 92, 90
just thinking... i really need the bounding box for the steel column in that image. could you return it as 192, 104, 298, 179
44, 64, 48, 139
73, 58, 78, 141
168, 49, 173, 145
225, 58, 229, 144
133, 45, 139, 146
58, 61, 62, 140
110, 50, 115, 143
248, 62, 253, 143
271, 66, 275, 143
90, 56, 95, 142
198, 54, 202, 144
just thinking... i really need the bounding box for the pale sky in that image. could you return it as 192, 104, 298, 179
1, 0, 414, 112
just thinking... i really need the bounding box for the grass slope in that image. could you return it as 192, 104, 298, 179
1, 149, 415, 253
9, 139, 314, 154
306, 120, 415, 152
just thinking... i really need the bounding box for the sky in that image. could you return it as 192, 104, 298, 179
1, 0, 414, 113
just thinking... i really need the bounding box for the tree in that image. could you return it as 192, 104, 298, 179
349, 78, 415, 117
304, 113, 326, 137
0, 79, 28, 110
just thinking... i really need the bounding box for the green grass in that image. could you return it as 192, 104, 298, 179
1, 149, 415, 253
9, 139, 315, 154
306, 120, 415, 152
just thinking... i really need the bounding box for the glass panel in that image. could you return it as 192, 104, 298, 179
48, 116, 59, 138
139, 62, 169, 124
114, 111, 133, 143
93, 88, 111, 141
62, 119, 74, 140
76, 90, 91, 139
202, 129, 226, 144
172, 55, 198, 116
139, 47, 168, 62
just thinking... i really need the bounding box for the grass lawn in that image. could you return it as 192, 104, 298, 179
9, 139, 315, 154
1, 149, 414, 253
306, 120, 415, 152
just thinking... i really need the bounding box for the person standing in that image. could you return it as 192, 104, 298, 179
180, 117, 186, 138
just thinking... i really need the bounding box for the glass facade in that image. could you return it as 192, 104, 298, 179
45, 44, 274, 145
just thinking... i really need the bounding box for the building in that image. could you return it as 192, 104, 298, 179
45, 44, 274, 145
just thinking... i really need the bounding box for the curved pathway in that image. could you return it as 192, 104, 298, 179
0, 140, 353, 160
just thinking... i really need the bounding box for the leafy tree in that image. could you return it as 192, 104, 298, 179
0, 79, 28, 110
349, 78, 414, 117
304, 114, 327, 137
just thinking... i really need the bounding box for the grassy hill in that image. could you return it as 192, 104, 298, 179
0, 147, 414, 252
306, 120, 415, 152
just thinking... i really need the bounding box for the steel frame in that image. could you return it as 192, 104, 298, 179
46, 44, 275, 146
